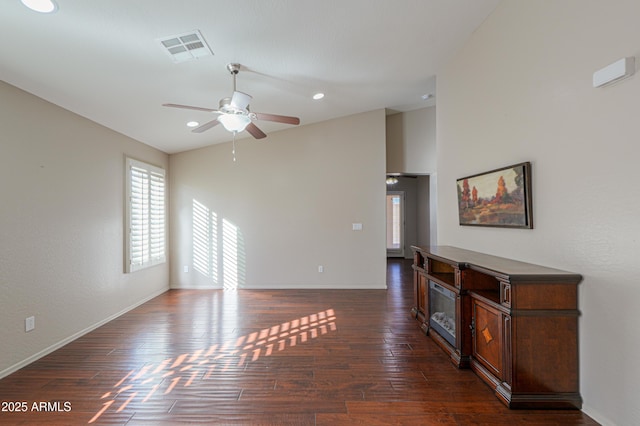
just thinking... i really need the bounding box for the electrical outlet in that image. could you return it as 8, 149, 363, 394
318, 265, 324, 273
183, 265, 189, 273
25, 316, 35, 332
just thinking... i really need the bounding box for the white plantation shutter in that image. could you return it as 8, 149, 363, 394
126, 158, 166, 272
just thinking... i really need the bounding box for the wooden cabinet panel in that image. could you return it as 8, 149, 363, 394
511, 315, 579, 392
417, 273, 427, 316
411, 251, 428, 323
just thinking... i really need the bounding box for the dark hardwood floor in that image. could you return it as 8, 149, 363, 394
0, 259, 598, 425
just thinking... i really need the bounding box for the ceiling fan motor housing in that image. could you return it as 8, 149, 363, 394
219, 97, 232, 111
219, 96, 250, 115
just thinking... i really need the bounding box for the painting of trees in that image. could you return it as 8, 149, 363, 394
456, 162, 532, 228
460, 179, 470, 208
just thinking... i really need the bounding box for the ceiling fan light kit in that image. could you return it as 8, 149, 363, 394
163, 63, 300, 143
218, 114, 251, 132
21, 0, 57, 13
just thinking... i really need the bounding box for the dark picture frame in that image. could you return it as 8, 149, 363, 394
457, 162, 533, 228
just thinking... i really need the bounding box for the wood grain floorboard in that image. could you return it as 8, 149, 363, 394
0, 259, 599, 425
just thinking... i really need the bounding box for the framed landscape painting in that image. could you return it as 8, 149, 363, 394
457, 162, 532, 228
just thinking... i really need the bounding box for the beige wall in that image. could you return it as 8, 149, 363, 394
437, 1, 640, 425
386, 106, 436, 174
170, 109, 387, 289
0, 82, 169, 377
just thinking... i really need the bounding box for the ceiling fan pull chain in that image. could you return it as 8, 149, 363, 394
232, 132, 237, 162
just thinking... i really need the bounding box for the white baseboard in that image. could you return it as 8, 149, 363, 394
0, 288, 168, 380
170, 284, 388, 290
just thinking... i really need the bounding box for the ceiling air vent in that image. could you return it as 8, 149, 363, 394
157, 30, 213, 63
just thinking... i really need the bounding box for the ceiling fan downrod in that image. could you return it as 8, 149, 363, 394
227, 63, 241, 92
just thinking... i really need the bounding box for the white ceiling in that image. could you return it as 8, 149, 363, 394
0, 0, 500, 154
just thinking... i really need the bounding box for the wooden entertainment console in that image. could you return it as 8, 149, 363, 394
411, 245, 582, 409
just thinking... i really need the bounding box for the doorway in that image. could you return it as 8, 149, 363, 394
385, 175, 433, 259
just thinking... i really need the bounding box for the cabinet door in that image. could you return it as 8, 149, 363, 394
472, 299, 502, 379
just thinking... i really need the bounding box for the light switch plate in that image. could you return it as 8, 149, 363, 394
25, 316, 35, 332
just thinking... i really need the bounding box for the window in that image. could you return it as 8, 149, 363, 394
125, 157, 166, 272
386, 192, 404, 257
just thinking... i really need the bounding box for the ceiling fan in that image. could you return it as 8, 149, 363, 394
163, 63, 300, 139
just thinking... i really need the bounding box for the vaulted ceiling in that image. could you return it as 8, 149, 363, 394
0, 0, 500, 153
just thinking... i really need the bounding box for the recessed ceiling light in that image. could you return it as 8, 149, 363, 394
186, 121, 199, 128
312, 92, 325, 100
421, 93, 433, 101
21, 0, 57, 13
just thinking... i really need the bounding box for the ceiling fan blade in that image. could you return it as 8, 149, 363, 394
254, 112, 300, 125
191, 119, 220, 133
245, 122, 267, 139
163, 103, 219, 113
230, 91, 252, 111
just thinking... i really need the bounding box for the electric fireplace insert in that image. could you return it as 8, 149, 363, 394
429, 280, 456, 347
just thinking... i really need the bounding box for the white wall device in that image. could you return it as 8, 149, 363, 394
593, 57, 635, 88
